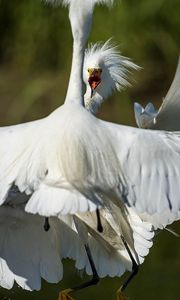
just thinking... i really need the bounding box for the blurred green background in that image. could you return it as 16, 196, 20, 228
0, 0, 180, 299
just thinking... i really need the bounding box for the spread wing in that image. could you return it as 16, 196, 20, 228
103, 121, 180, 227
0, 119, 46, 204
0, 110, 99, 216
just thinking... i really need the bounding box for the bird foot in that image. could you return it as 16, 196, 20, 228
59, 288, 75, 300
116, 288, 129, 300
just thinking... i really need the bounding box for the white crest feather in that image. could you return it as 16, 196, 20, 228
84, 39, 139, 114
85, 39, 139, 92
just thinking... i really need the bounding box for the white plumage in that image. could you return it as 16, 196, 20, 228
133, 56, 180, 228
0, 204, 62, 290
4, 86, 180, 229
83, 39, 139, 114
74, 205, 154, 276
0, 195, 154, 290
0, 19, 154, 293
0, 0, 179, 295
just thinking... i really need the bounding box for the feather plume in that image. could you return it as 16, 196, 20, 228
85, 39, 139, 92
84, 39, 140, 114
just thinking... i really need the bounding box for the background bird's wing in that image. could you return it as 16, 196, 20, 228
151, 56, 180, 130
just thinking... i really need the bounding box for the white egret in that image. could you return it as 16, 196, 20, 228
134, 56, 180, 130
1, 0, 180, 299
49, 36, 153, 300
0, 39, 153, 300
1, 0, 177, 232
33, 0, 180, 235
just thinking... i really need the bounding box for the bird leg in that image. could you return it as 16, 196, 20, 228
59, 244, 99, 300
44, 217, 50, 231
90, 88, 94, 98
116, 235, 139, 300
96, 208, 103, 233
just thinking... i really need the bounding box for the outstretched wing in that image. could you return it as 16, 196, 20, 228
103, 121, 180, 228
0, 117, 55, 207
0, 108, 100, 216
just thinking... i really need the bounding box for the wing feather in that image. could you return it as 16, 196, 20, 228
0, 205, 64, 290
103, 121, 180, 227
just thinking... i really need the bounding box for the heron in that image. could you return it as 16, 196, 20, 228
0, 1, 180, 299
0, 38, 152, 300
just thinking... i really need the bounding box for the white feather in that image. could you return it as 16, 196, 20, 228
0, 205, 64, 290
25, 183, 98, 216
0, 0, 155, 293
75, 200, 154, 276
103, 121, 180, 228
84, 39, 139, 114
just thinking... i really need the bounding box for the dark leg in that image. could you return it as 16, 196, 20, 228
120, 235, 139, 292
73, 244, 99, 291
96, 208, 103, 233
59, 244, 99, 300
44, 217, 50, 231
116, 235, 139, 300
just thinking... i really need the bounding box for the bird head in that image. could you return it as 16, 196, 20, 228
83, 39, 140, 114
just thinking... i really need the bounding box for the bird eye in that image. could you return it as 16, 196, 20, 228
88, 68, 90, 73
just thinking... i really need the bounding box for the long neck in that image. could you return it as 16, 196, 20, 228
84, 87, 103, 115
64, 1, 94, 105
65, 40, 84, 105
